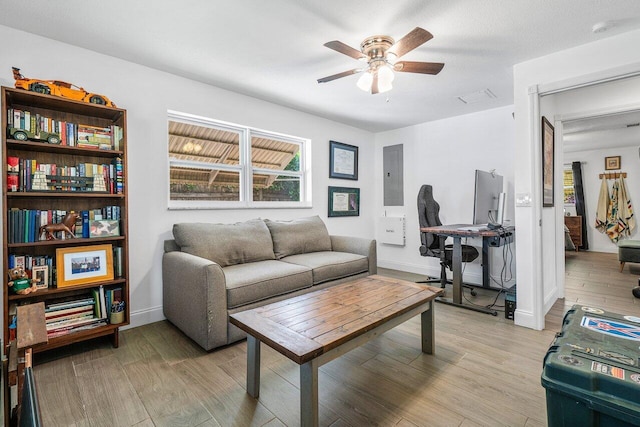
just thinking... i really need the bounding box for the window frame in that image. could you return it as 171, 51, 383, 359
563, 166, 576, 207
167, 110, 311, 209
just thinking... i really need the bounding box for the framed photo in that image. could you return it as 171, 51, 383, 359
56, 244, 114, 288
605, 156, 621, 171
329, 140, 358, 180
328, 186, 360, 217
542, 117, 555, 207
90, 219, 120, 238
32, 265, 49, 290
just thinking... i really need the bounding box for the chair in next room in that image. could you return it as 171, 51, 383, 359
417, 184, 479, 294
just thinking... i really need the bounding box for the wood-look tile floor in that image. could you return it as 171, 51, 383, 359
33, 251, 640, 426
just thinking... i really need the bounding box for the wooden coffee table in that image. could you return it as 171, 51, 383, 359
229, 274, 444, 427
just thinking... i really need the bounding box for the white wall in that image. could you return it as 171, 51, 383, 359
0, 25, 376, 329
564, 145, 640, 253
374, 105, 516, 287
513, 29, 640, 329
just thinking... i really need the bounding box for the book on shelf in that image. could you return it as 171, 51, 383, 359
46, 297, 95, 312
113, 247, 123, 278
47, 319, 107, 338
112, 157, 123, 194
45, 305, 94, 320
46, 313, 97, 331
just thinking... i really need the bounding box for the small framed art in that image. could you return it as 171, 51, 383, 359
90, 219, 120, 238
32, 265, 49, 290
329, 140, 358, 180
56, 244, 114, 288
328, 186, 360, 217
605, 156, 621, 171
542, 117, 555, 207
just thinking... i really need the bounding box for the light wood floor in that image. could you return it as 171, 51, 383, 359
32, 251, 640, 426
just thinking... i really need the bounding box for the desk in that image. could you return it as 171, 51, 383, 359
420, 224, 514, 316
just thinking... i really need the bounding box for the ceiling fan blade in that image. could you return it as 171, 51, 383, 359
387, 27, 433, 58
371, 73, 379, 94
394, 61, 444, 75
317, 69, 361, 83
323, 41, 367, 60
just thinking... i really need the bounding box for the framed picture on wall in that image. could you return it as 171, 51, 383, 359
542, 116, 555, 207
328, 186, 360, 217
605, 155, 621, 170
329, 140, 358, 180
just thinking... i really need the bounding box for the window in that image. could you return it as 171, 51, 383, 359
168, 111, 310, 209
563, 168, 575, 206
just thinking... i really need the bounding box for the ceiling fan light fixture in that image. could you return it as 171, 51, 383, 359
357, 71, 373, 92
318, 27, 442, 94
378, 64, 395, 84
377, 64, 394, 93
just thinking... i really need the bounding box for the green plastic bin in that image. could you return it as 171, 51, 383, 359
542, 305, 640, 426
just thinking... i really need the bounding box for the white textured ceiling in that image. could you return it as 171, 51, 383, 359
1, 0, 640, 132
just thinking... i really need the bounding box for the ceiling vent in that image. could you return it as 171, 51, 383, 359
457, 89, 496, 104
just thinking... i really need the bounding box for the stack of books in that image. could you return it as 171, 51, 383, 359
45, 295, 107, 338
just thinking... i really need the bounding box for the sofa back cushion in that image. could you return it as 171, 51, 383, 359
265, 216, 332, 259
173, 219, 275, 267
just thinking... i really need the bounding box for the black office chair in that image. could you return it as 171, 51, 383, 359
417, 185, 479, 294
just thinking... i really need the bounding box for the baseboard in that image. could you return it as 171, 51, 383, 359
123, 305, 165, 330
544, 288, 559, 315
514, 308, 543, 330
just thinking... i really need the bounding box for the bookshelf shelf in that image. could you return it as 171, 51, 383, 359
8, 278, 127, 301
2, 86, 129, 354
36, 323, 122, 353
7, 192, 125, 199
8, 236, 125, 249
7, 139, 124, 156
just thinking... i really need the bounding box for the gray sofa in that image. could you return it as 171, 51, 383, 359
162, 216, 377, 351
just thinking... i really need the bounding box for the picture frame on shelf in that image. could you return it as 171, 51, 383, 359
56, 244, 114, 288
32, 265, 49, 290
329, 140, 358, 180
89, 219, 120, 238
605, 155, 621, 171
542, 117, 555, 207
328, 186, 360, 217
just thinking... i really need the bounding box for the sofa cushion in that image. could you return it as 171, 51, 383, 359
265, 216, 332, 259
224, 260, 313, 308
281, 251, 368, 285
173, 220, 275, 267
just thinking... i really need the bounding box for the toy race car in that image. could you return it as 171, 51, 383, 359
12, 67, 116, 107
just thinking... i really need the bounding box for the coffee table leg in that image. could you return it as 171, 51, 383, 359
421, 301, 435, 354
247, 335, 260, 398
300, 358, 319, 427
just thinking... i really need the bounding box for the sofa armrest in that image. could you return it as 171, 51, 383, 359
330, 235, 377, 275
162, 251, 229, 350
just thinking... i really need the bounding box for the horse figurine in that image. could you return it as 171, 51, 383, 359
39, 212, 80, 240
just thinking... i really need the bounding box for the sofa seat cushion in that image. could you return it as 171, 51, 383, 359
173, 219, 275, 267
265, 216, 332, 259
281, 251, 368, 285
224, 260, 313, 309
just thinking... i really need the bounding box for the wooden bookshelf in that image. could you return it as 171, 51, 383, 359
2, 87, 129, 354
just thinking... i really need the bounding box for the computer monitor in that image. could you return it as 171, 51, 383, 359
473, 170, 504, 225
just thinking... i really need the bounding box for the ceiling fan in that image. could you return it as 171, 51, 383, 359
317, 27, 444, 94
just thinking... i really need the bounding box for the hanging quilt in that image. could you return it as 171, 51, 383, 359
595, 178, 609, 232
604, 176, 636, 243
